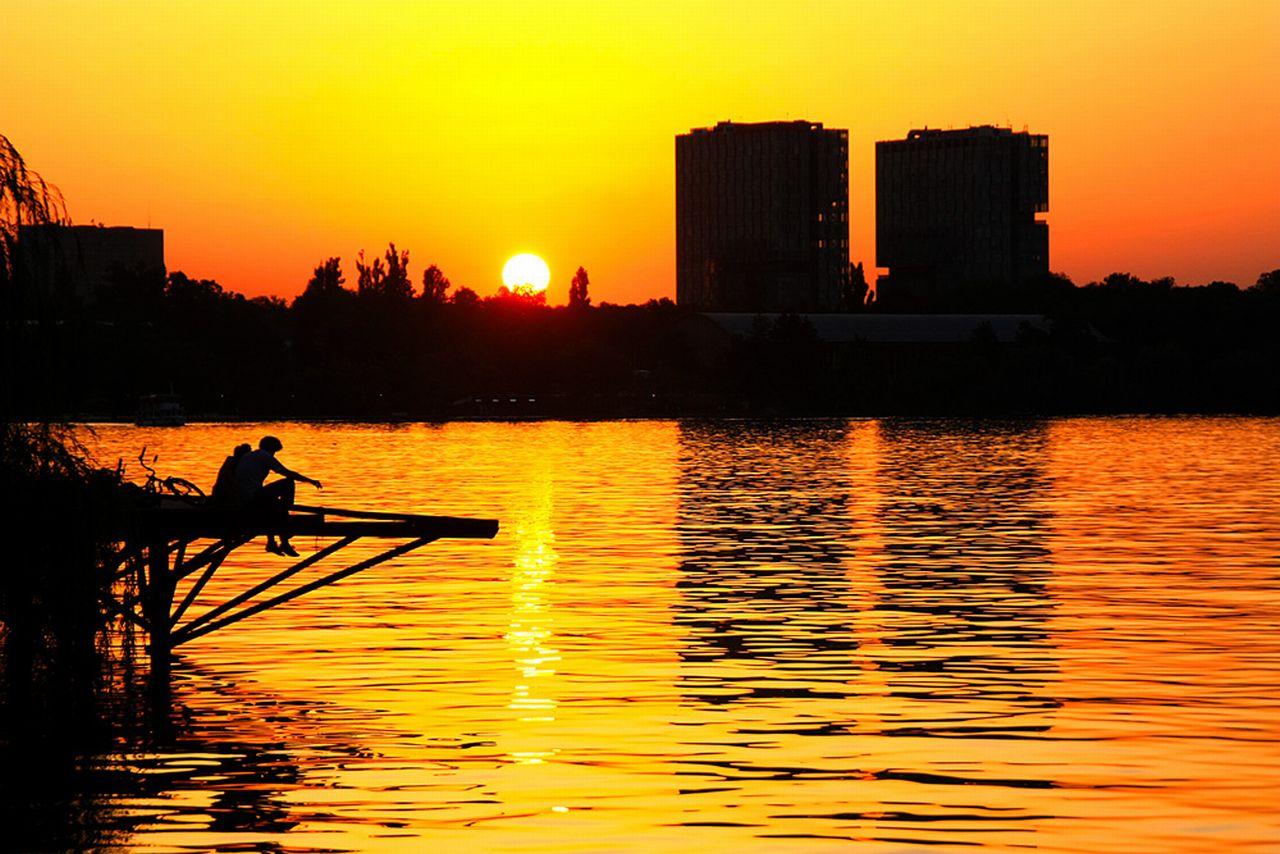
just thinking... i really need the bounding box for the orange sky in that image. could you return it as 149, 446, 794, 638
3, 0, 1278, 304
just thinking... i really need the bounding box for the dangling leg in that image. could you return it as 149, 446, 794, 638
269, 479, 299, 556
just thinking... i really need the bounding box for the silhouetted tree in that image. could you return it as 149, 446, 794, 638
492, 285, 547, 307
421, 264, 451, 303
356, 243, 414, 300
297, 257, 347, 304
1252, 269, 1280, 296
354, 250, 382, 297
1096, 272, 1175, 294
164, 271, 226, 306
253, 295, 287, 311
1, 133, 67, 285
569, 266, 591, 309
1045, 271, 1075, 294
2, 133, 71, 325
1, 135, 120, 723
451, 286, 479, 306
382, 243, 412, 299
843, 262, 869, 309
734, 313, 826, 410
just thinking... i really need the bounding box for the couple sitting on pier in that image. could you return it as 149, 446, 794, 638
212, 436, 323, 556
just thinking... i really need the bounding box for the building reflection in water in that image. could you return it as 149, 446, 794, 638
675, 419, 860, 717
675, 414, 1054, 763
867, 419, 1059, 738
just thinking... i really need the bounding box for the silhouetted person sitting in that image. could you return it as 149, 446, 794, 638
235, 435, 323, 556
211, 442, 251, 506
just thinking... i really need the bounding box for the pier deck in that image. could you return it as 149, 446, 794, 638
104, 502, 499, 681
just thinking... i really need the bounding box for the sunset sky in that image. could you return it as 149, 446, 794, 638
3, 0, 1278, 304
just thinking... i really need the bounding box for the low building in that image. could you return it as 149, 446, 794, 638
16, 224, 165, 308
697, 312, 1047, 345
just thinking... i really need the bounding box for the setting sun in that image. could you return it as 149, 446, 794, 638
502, 253, 551, 294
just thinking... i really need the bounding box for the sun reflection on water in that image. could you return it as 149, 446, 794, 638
504, 470, 561, 737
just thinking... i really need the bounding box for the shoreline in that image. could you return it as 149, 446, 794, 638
66, 409, 1280, 426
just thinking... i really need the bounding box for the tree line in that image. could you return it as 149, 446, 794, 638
7, 237, 693, 418
7, 246, 1279, 418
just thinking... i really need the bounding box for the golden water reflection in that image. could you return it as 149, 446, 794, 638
13, 417, 1278, 851
506, 467, 561, 746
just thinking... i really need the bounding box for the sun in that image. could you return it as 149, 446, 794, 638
502, 253, 551, 294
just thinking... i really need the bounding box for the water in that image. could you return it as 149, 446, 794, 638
18, 419, 1280, 850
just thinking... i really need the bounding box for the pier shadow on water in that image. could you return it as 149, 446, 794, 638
0, 629, 380, 852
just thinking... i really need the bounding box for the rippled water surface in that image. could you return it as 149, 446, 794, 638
43, 420, 1280, 849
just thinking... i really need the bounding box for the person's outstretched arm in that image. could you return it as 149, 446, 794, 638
269, 457, 323, 489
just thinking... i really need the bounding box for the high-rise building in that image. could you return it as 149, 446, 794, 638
676, 121, 849, 312
876, 126, 1048, 304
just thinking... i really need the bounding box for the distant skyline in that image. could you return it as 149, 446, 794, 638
3, 0, 1278, 303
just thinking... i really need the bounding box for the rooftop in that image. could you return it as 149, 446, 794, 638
19, 223, 163, 236
700, 312, 1048, 344
879, 126, 1046, 145
683, 120, 839, 136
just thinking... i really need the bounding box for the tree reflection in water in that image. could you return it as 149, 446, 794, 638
0, 630, 378, 851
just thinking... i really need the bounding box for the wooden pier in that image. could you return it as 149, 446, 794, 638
104, 501, 498, 686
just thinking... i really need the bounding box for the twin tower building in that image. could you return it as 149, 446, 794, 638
675, 121, 1049, 312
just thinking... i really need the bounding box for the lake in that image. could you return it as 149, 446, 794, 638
19, 419, 1280, 850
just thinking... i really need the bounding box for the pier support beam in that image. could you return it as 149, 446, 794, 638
144, 538, 174, 690
102, 505, 498, 701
